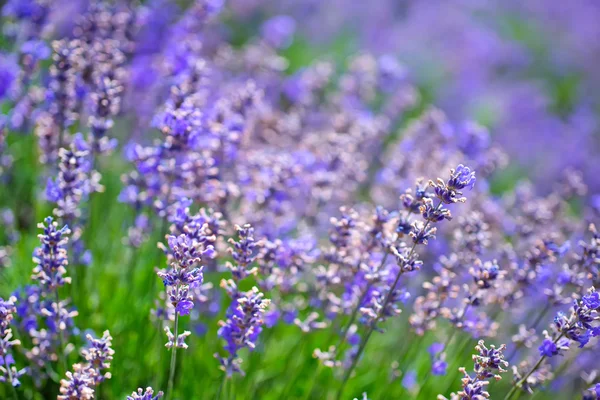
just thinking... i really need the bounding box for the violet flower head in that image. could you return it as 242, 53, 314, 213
0, 296, 26, 387
226, 224, 259, 281
0, 54, 18, 100
441, 340, 508, 400
81, 330, 114, 386
538, 339, 559, 357
59, 330, 114, 399
31, 217, 71, 290
127, 387, 164, 400
58, 363, 95, 400
157, 234, 207, 316
551, 287, 600, 349
46, 138, 102, 221
430, 164, 476, 204
429, 342, 447, 376
216, 286, 270, 376
585, 383, 600, 400
261, 15, 296, 49
88, 75, 122, 155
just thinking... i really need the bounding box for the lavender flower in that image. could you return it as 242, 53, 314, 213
32, 217, 71, 289
36, 40, 80, 163
58, 363, 95, 400
429, 343, 447, 376
88, 75, 122, 155
216, 286, 270, 376
81, 330, 114, 386
128, 387, 164, 400
430, 164, 476, 204
0, 297, 25, 387
46, 138, 102, 222
157, 234, 208, 318
225, 224, 259, 280
27, 217, 78, 379
261, 15, 296, 49
59, 330, 114, 399
439, 340, 508, 400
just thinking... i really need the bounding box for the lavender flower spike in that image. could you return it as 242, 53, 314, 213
58, 364, 95, 400
438, 340, 508, 400
0, 297, 26, 387
216, 286, 271, 376
59, 330, 115, 399
430, 164, 476, 204
128, 387, 164, 400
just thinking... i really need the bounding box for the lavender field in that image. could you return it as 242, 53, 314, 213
1, 1, 600, 399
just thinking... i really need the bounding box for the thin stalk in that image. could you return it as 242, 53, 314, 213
503, 332, 566, 400
303, 363, 323, 400
336, 202, 441, 400
333, 279, 374, 359
54, 289, 68, 374
3, 355, 19, 400
152, 317, 163, 390
216, 374, 226, 400
280, 337, 309, 398
507, 304, 551, 361
167, 311, 180, 400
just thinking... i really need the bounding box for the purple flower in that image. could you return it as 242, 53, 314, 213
21, 40, 50, 60
428, 342, 445, 356
216, 286, 270, 376
538, 339, 558, 357
0, 296, 26, 387
32, 217, 71, 290
449, 164, 477, 190
430, 164, 476, 204
432, 359, 448, 376
0, 55, 18, 99
261, 15, 296, 49
226, 224, 259, 281
443, 341, 507, 400
583, 292, 600, 310
402, 370, 417, 390
127, 387, 164, 400
175, 300, 194, 315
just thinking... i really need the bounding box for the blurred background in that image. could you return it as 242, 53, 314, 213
1, 1, 600, 399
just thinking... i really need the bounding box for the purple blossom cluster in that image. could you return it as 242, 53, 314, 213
0, 296, 25, 388
59, 330, 114, 399
440, 340, 508, 400
1, 1, 600, 399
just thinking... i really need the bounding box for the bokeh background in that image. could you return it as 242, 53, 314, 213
1, 1, 600, 399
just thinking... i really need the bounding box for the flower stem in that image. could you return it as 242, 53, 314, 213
503, 332, 566, 400
335, 202, 442, 400
167, 311, 179, 400
216, 373, 226, 400
54, 289, 68, 374
507, 304, 551, 361
3, 355, 19, 400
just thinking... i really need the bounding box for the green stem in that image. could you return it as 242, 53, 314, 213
216, 374, 226, 400
167, 312, 180, 400
303, 363, 323, 400
3, 354, 19, 400
507, 304, 551, 361
335, 203, 442, 400
503, 332, 566, 400
335, 280, 374, 355
54, 289, 68, 374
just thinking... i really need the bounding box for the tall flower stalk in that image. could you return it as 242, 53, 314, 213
31, 217, 77, 373
0, 296, 25, 398
157, 233, 213, 399
336, 165, 476, 399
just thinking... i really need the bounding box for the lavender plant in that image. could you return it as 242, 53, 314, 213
1, 1, 600, 399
